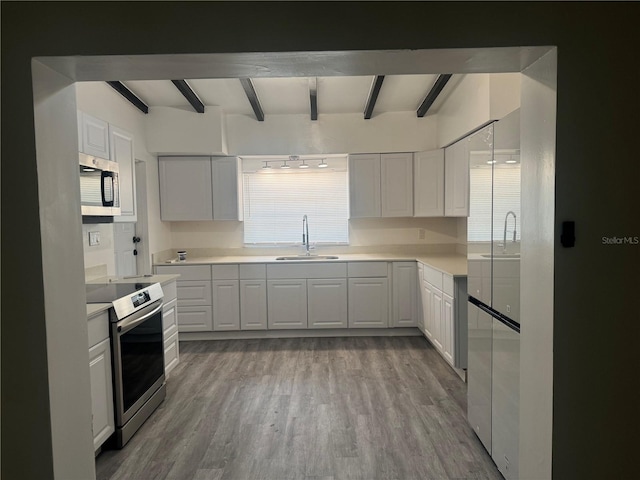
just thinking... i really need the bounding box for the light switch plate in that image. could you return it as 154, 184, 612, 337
88, 231, 101, 246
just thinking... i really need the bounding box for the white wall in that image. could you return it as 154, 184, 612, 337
518, 48, 556, 480
32, 60, 96, 480
76, 82, 172, 267
436, 73, 521, 147
226, 111, 438, 155
146, 106, 227, 155
81, 223, 115, 276
168, 217, 460, 250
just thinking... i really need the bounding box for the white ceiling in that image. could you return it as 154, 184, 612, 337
122, 74, 459, 117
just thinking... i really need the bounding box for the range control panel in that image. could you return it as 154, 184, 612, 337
131, 290, 151, 308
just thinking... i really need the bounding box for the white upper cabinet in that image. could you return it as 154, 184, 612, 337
109, 125, 136, 219
159, 156, 242, 221
444, 139, 470, 217
349, 153, 381, 218
211, 157, 243, 221
414, 149, 445, 217
159, 157, 214, 221
381, 153, 413, 217
350, 152, 414, 218
79, 112, 110, 159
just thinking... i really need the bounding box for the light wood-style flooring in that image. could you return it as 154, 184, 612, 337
96, 336, 501, 480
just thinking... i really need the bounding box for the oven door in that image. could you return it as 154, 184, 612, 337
111, 300, 165, 427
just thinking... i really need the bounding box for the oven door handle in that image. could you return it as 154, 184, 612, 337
117, 301, 163, 335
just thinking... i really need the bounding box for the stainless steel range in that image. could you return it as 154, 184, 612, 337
86, 282, 166, 448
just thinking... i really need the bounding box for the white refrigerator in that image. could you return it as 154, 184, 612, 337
466, 109, 521, 480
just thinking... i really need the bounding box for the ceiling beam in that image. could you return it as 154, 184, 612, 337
106, 81, 148, 114
309, 77, 318, 121
171, 79, 205, 113
416, 74, 452, 118
239, 78, 264, 121
364, 75, 385, 120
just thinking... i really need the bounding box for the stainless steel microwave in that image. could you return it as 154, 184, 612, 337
79, 152, 121, 220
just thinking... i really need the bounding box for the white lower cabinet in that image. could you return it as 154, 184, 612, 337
212, 280, 240, 331
391, 262, 418, 327
176, 305, 213, 332
267, 279, 308, 329
307, 278, 348, 328
161, 280, 179, 376
155, 265, 213, 332
87, 310, 114, 451
418, 263, 467, 370
163, 331, 180, 375
421, 279, 434, 340
162, 297, 180, 375
239, 279, 267, 330
431, 287, 443, 350
348, 277, 389, 328
156, 261, 464, 344
442, 293, 454, 365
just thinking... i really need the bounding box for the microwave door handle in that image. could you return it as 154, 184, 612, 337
101, 171, 115, 207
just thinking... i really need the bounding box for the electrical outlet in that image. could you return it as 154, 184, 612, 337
89, 231, 101, 246
419, 229, 426, 240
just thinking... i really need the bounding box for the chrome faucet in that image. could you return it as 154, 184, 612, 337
503, 211, 517, 254
302, 214, 310, 255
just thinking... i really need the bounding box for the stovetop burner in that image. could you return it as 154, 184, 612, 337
85, 282, 156, 304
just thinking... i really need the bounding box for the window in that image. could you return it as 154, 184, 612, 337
242, 157, 349, 244
467, 164, 521, 242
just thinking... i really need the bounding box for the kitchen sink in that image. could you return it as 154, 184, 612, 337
275, 255, 339, 261
481, 254, 520, 258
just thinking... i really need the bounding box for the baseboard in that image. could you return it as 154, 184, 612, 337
179, 327, 423, 341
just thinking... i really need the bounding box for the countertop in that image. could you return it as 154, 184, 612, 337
87, 303, 111, 318
86, 273, 181, 286
156, 253, 467, 277
86, 274, 181, 318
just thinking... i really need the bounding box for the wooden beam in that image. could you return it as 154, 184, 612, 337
309, 77, 318, 121
239, 78, 264, 121
171, 80, 205, 113
106, 81, 148, 114
416, 74, 452, 117
364, 75, 385, 119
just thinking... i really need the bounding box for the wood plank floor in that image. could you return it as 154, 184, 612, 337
96, 336, 502, 480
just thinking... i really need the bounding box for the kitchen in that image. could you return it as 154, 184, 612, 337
3, 1, 636, 478
78, 65, 521, 479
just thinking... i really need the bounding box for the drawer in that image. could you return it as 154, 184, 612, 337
164, 331, 180, 376
239, 264, 266, 279
177, 305, 213, 332
267, 262, 347, 279
162, 280, 177, 303
423, 265, 443, 290
155, 264, 211, 281
162, 298, 178, 337
442, 274, 454, 297
212, 264, 239, 280
87, 310, 110, 348
347, 262, 388, 278
177, 280, 212, 306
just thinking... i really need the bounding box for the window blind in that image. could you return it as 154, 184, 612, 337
243, 170, 349, 244
468, 165, 521, 242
